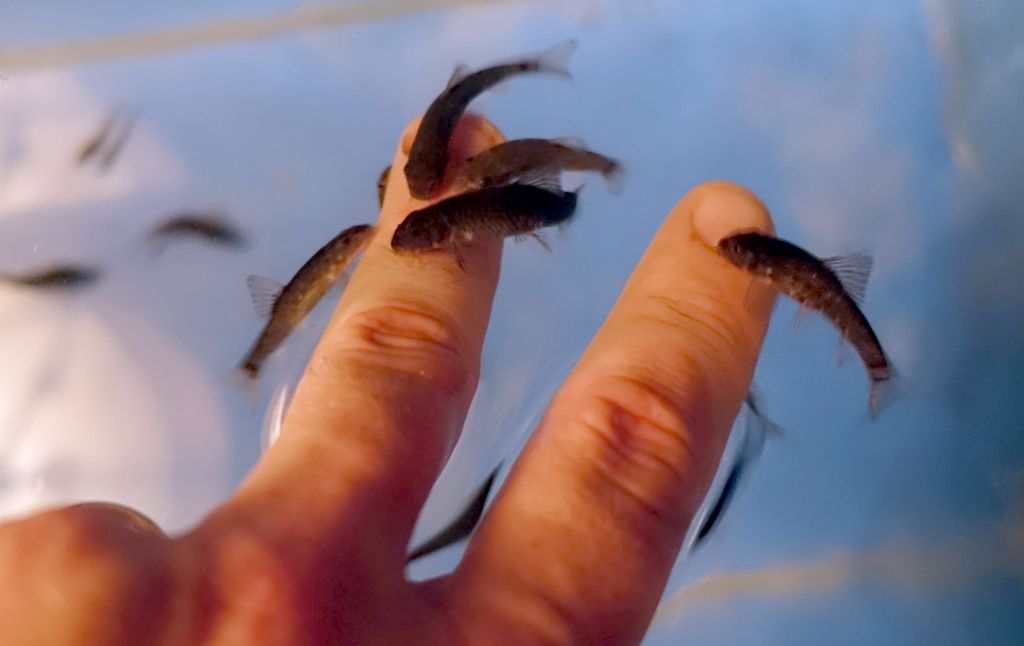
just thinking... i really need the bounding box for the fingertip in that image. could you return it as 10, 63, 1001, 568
686, 180, 775, 247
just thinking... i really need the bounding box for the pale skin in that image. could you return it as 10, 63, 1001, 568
0, 115, 776, 645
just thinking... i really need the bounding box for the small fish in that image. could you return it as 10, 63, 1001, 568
147, 210, 248, 252
236, 223, 374, 381
391, 182, 579, 254
407, 464, 501, 564
717, 231, 897, 417
76, 107, 135, 169
689, 389, 780, 551
377, 165, 392, 209
96, 111, 137, 173
404, 39, 578, 199
0, 264, 101, 290
454, 137, 624, 193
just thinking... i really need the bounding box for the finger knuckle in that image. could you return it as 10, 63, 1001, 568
568, 375, 708, 528
340, 302, 473, 399
0, 505, 173, 642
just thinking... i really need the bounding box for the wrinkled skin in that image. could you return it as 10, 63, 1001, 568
0, 114, 775, 646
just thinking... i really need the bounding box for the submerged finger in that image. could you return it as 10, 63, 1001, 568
448, 181, 775, 643
200, 115, 505, 578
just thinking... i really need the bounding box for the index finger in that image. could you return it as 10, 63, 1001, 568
197, 115, 505, 575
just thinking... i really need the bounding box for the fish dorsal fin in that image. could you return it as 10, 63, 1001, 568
246, 274, 283, 320
822, 253, 873, 304
446, 64, 469, 89
519, 170, 563, 194
550, 136, 587, 149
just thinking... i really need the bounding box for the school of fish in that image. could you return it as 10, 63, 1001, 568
8, 38, 901, 567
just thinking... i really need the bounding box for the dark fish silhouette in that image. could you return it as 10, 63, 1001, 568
717, 232, 897, 417
236, 223, 374, 381
455, 137, 623, 193
77, 107, 136, 171
147, 210, 247, 252
404, 39, 577, 199
391, 182, 579, 254
689, 389, 780, 551
0, 264, 101, 290
407, 464, 501, 564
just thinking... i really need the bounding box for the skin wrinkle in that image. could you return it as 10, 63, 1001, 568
569, 381, 707, 528
334, 303, 475, 401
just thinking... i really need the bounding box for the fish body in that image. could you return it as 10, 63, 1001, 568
406, 464, 501, 564
148, 211, 247, 250
391, 183, 578, 252
238, 223, 374, 379
77, 107, 135, 170
404, 39, 577, 199
0, 264, 101, 290
455, 138, 623, 193
717, 232, 894, 416
689, 389, 779, 551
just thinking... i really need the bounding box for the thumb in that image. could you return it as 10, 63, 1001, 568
446, 181, 776, 644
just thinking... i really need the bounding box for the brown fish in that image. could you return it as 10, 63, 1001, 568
404, 39, 578, 199
237, 223, 374, 381
76, 107, 135, 169
377, 164, 392, 209
717, 231, 896, 417
454, 137, 624, 193
147, 210, 247, 252
391, 182, 579, 254
0, 264, 101, 290
406, 463, 501, 564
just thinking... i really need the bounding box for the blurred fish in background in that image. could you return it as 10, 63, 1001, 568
146, 209, 249, 255
0, 264, 101, 291
75, 106, 137, 173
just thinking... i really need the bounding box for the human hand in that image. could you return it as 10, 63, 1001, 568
0, 115, 775, 645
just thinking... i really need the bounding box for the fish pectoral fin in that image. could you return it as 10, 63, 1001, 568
246, 274, 284, 320
822, 253, 874, 304
446, 63, 469, 89
519, 169, 564, 194
742, 278, 775, 317
529, 231, 553, 252
790, 304, 812, 331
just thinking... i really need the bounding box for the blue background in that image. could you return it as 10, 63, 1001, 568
0, 1, 1021, 643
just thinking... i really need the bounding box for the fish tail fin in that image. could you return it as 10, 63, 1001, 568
867, 365, 903, 420
533, 38, 579, 79
745, 387, 784, 440
601, 160, 626, 195
226, 364, 261, 410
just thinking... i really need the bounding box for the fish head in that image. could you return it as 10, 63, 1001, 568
716, 232, 758, 268
403, 157, 444, 199
391, 212, 449, 251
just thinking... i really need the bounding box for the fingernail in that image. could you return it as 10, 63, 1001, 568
692, 181, 773, 247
